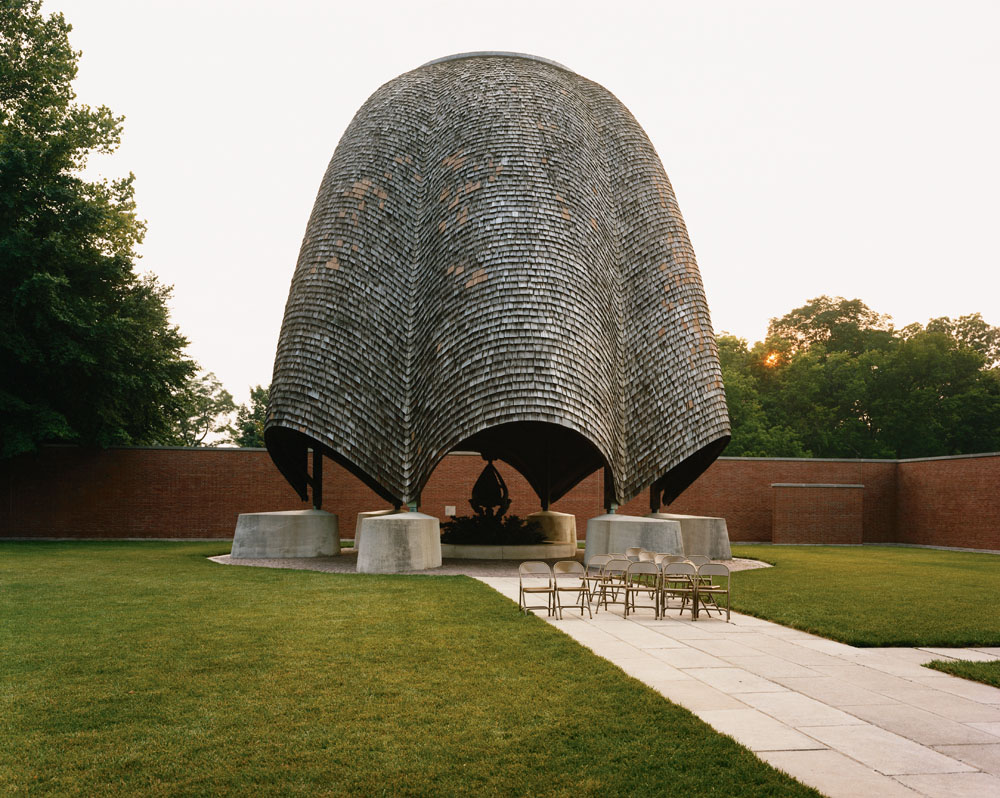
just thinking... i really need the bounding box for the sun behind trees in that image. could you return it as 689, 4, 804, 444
0, 1, 231, 456
720, 296, 1000, 459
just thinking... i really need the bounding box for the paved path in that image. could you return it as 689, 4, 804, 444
478, 576, 1000, 798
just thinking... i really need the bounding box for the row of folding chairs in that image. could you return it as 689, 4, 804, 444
518, 561, 593, 619
586, 554, 731, 621
518, 557, 731, 622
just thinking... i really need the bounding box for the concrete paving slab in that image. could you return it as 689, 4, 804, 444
919, 647, 1000, 662
812, 664, 930, 695
651, 680, 751, 712
683, 638, 772, 658
773, 676, 902, 707
933, 743, 1000, 776
760, 750, 923, 798
907, 676, 1000, 705
723, 654, 823, 679
739, 691, 866, 727
841, 703, 1000, 746
686, 666, 787, 694
696, 708, 827, 752
972, 647, 1000, 657
800, 724, 976, 775
894, 772, 1000, 797
616, 656, 691, 683
734, 636, 850, 666
796, 638, 867, 658
969, 722, 1000, 738
579, 640, 646, 661
862, 685, 1000, 722
645, 647, 730, 669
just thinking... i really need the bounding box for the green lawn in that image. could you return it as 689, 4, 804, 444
924, 659, 1000, 688
1, 542, 818, 797
730, 544, 1000, 647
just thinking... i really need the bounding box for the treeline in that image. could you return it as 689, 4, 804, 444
719, 297, 1000, 459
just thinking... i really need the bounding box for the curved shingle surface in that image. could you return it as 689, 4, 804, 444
266, 53, 730, 509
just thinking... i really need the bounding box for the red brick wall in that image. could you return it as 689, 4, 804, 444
895, 455, 1000, 551
772, 485, 864, 544
1, 446, 997, 550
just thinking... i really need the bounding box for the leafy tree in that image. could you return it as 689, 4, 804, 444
716, 335, 809, 457
225, 384, 269, 447
0, 1, 197, 457
157, 371, 235, 447
767, 295, 894, 355
722, 300, 1000, 460
922, 313, 1000, 367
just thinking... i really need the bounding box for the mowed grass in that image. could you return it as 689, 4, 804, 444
1, 543, 818, 798
924, 660, 1000, 688
730, 545, 1000, 647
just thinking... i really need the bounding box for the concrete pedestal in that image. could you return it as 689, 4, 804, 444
354, 509, 399, 548
526, 510, 577, 545
231, 509, 339, 558
648, 513, 732, 559
356, 512, 442, 573
584, 514, 683, 562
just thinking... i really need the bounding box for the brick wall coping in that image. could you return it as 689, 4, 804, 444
771, 483, 865, 489
895, 451, 1000, 463
29, 445, 1000, 465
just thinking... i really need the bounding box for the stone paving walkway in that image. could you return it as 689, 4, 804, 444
478, 576, 1000, 798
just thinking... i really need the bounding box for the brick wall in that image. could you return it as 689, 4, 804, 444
895, 454, 1000, 551
1, 446, 997, 550
772, 484, 864, 544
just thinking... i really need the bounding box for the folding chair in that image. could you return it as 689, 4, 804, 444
655, 554, 687, 566
625, 547, 643, 562
596, 557, 631, 613
660, 561, 698, 619
637, 550, 656, 562
687, 554, 711, 568
624, 561, 661, 619
584, 553, 612, 600
696, 563, 731, 621
518, 561, 554, 616
553, 560, 592, 619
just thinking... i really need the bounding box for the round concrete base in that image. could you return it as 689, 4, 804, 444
231, 509, 339, 558
648, 513, 732, 559
526, 510, 577, 545
440, 542, 578, 560
354, 508, 399, 548
584, 514, 683, 562
356, 512, 442, 573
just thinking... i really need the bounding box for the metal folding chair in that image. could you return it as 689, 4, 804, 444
553, 560, 592, 619
518, 561, 554, 616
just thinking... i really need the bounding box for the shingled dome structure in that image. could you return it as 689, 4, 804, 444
265, 52, 730, 512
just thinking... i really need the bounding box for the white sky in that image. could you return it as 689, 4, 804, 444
53, 0, 1000, 404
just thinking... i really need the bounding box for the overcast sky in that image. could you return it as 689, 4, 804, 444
54, 0, 1000, 404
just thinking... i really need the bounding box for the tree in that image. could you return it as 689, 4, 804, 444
225, 384, 269, 447
716, 335, 810, 457
157, 371, 235, 447
767, 296, 894, 355
0, 1, 197, 457
726, 300, 1000, 460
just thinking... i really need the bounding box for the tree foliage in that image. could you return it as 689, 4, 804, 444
225, 384, 269, 447
0, 1, 203, 457
720, 297, 1000, 459
158, 372, 235, 447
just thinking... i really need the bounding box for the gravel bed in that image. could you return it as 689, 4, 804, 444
208, 551, 771, 577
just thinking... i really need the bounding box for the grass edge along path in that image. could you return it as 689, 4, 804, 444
1, 541, 820, 798
923, 659, 1000, 688
729, 544, 1000, 648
